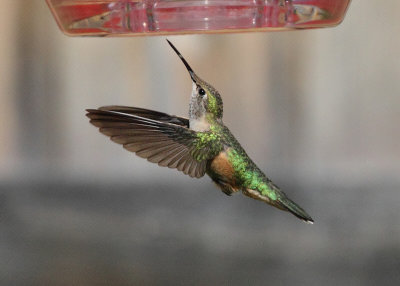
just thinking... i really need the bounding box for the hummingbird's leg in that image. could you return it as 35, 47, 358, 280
213, 180, 239, 196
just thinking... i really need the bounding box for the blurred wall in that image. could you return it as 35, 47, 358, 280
1, 1, 399, 183
1, 1, 400, 285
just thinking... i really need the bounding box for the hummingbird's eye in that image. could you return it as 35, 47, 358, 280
199, 88, 206, 96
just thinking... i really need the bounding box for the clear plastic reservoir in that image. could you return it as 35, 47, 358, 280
46, 0, 352, 36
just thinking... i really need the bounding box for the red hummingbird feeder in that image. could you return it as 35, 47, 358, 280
46, 0, 352, 36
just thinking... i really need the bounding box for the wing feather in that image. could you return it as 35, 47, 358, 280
86, 106, 220, 178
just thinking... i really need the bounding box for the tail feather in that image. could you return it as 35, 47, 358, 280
278, 196, 314, 224
243, 187, 314, 223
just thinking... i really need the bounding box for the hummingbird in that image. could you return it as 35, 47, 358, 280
86, 40, 313, 223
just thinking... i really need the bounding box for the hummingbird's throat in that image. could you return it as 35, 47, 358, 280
190, 115, 211, 132
189, 82, 210, 132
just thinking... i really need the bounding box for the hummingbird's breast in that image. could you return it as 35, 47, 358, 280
209, 150, 236, 183
207, 148, 241, 195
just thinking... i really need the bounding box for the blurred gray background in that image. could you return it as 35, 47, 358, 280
1, 1, 400, 285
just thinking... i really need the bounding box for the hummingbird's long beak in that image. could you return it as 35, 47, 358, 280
167, 39, 197, 83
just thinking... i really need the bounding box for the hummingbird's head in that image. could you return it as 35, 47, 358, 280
167, 40, 223, 123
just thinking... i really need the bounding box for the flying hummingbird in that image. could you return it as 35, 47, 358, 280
86, 40, 313, 223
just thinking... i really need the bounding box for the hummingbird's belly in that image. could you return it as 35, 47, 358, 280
210, 151, 234, 179
209, 151, 237, 186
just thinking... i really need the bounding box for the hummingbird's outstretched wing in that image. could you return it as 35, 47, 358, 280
86, 106, 217, 178
97, 105, 189, 127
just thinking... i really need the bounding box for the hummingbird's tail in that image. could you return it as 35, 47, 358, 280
276, 195, 314, 224
243, 186, 314, 224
